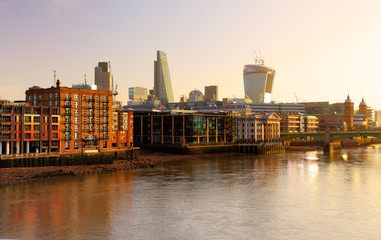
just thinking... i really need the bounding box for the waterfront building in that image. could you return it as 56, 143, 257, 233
133, 110, 236, 145
243, 62, 275, 103
180, 96, 187, 103
25, 80, 114, 154
129, 87, 148, 101
188, 89, 203, 102
302, 115, 319, 132
279, 114, 318, 133
0, 102, 60, 156
304, 102, 330, 114
344, 94, 354, 129
204, 85, 218, 101
329, 103, 344, 114
236, 112, 281, 142
359, 98, 368, 128
154, 50, 174, 106
95, 62, 112, 91
111, 109, 134, 148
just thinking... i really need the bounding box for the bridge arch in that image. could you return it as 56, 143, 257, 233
280, 134, 325, 142
330, 134, 381, 143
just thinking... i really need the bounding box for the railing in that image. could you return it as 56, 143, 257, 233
0, 152, 61, 160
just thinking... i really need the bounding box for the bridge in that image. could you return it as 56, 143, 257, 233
280, 130, 381, 143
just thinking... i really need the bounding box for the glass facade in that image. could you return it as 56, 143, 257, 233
243, 64, 275, 103
154, 51, 174, 106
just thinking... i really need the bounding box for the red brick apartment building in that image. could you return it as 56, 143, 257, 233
25, 80, 117, 154
0, 101, 60, 156
112, 109, 134, 148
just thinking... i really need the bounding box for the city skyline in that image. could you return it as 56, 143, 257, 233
1, 0, 381, 108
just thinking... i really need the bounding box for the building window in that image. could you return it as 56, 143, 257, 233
84, 117, 87, 124
74, 125, 79, 131
49, 94, 53, 100
74, 133, 79, 139
55, 93, 58, 99
83, 125, 87, 131
96, 96, 99, 102
52, 117, 58, 123
74, 142, 79, 148
33, 125, 40, 131
103, 141, 107, 148
65, 142, 70, 149
74, 109, 79, 116
74, 117, 79, 123
74, 102, 79, 108
33, 133, 40, 139
33, 116, 40, 122
55, 101, 58, 107
25, 133, 31, 139
74, 94, 79, 100
83, 102, 87, 108
49, 101, 52, 107
25, 116, 31, 123
25, 125, 31, 131
52, 133, 58, 138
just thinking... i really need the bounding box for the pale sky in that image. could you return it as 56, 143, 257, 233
1, 0, 381, 108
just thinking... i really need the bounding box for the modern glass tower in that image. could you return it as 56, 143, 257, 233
154, 50, 174, 106
243, 63, 275, 103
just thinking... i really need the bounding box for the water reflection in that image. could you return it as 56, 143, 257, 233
1, 146, 381, 239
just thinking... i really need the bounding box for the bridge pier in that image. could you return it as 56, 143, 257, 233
323, 142, 341, 154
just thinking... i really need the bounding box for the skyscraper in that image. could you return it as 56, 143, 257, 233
243, 61, 275, 103
129, 87, 148, 100
204, 85, 218, 101
95, 62, 112, 91
154, 50, 174, 106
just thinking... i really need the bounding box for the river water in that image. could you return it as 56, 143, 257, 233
1, 146, 381, 240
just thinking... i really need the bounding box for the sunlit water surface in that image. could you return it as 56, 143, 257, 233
1, 146, 381, 240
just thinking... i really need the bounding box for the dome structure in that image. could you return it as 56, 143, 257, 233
344, 94, 352, 103
189, 89, 203, 102
359, 97, 366, 106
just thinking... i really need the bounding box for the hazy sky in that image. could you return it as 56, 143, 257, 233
1, 0, 381, 108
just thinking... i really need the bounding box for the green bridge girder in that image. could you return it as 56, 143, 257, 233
280, 131, 381, 143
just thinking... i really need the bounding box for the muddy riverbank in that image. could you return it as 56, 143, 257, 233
0, 150, 245, 184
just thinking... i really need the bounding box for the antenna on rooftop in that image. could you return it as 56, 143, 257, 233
84, 74, 87, 85
54, 70, 56, 86
258, 50, 264, 65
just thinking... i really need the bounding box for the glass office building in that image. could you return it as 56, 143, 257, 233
243, 64, 275, 103
154, 51, 174, 106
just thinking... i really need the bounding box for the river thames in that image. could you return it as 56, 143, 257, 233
1, 146, 381, 240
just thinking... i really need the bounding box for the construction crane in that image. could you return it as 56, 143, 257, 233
108, 61, 118, 102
